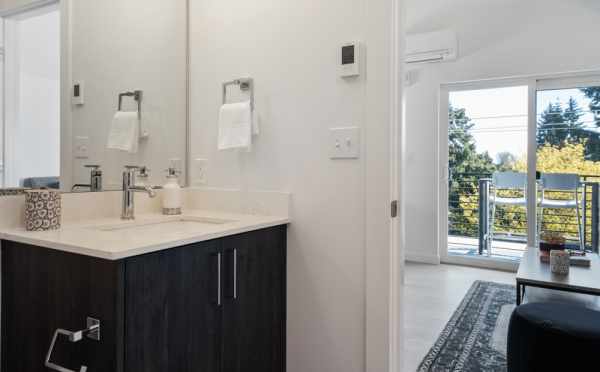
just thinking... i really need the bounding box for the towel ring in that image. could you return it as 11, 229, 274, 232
222, 78, 254, 110
118, 90, 143, 119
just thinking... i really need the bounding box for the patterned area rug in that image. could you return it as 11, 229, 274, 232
417, 281, 516, 372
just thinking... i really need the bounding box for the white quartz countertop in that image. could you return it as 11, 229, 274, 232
0, 210, 290, 260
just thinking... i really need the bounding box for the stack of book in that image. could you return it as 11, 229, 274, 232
539, 250, 591, 267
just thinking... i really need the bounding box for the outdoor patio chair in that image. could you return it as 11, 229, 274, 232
538, 173, 584, 251
488, 171, 528, 256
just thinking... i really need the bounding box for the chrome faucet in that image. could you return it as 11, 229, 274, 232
121, 165, 157, 220
71, 165, 103, 192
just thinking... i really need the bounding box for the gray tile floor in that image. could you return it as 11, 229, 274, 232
403, 262, 515, 371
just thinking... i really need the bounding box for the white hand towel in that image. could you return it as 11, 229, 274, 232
252, 109, 260, 135
107, 111, 139, 153
218, 101, 252, 150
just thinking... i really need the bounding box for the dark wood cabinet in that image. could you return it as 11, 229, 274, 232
1, 225, 286, 372
2, 243, 125, 372
124, 239, 222, 372
221, 226, 286, 372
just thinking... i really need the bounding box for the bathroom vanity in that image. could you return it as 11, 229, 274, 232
0, 211, 288, 372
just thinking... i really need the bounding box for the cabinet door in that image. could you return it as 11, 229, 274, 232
2, 241, 124, 372
124, 240, 222, 372
221, 226, 286, 372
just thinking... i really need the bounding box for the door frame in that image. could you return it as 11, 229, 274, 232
437, 70, 600, 270
365, 0, 404, 370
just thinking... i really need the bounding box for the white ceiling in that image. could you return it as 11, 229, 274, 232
405, 0, 600, 34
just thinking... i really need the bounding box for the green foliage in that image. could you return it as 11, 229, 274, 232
563, 97, 585, 144
581, 87, 600, 160
537, 101, 567, 146
514, 143, 600, 242
537, 97, 584, 148
449, 101, 600, 243
448, 105, 496, 236
496, 152, 517, 171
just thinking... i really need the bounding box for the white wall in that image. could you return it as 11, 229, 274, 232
0, 18, 4, 179
2, 5, 60, 187
189, 0, 394, 370
14, 7, 60, 184
69, 0, 187, 189
404, 0, 600, 262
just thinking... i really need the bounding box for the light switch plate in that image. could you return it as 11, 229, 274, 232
329, 127, 360, 159
74, 136, 90, 159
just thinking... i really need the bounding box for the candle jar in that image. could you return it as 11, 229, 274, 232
550, 250, 570, 275
24, 189, 61, 231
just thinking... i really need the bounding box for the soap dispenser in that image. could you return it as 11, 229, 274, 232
162, 162, 182, 215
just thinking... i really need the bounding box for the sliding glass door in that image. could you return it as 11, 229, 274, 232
535, 76, 600, 252
442, 84, 529, 264
440, 74, 600, 267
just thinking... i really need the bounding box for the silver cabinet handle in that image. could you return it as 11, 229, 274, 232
217, 252, 222, 306
45, 317, 100, 372
233, 249, 237, 299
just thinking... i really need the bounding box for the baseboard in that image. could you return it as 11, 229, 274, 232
441, 255, 518, 273
405, 252, 441, 265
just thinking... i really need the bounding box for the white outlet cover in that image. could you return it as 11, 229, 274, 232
74, 136, 90, 159
329, 127, 360, 159
194, 158, 208, 185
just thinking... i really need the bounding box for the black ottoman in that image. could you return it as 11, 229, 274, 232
507, 302, 600, 372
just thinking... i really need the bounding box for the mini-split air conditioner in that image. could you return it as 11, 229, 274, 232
405, 29, 457, 64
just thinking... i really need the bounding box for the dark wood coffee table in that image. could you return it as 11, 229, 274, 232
516, 248, 600, 305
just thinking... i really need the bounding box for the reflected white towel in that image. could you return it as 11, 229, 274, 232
218, 101, 252, 150
107, 111, 139, 153
252, 109, 259, 135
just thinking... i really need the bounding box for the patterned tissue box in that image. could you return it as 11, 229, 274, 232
24, 189, 61, 231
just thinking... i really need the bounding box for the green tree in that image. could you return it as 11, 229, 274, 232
496, 152, 517, 171
563, 96, 585, 144
537, 101, 567, 147
580, 87, 600, 160
448, 105, 496, 237
515, 143, 600, 242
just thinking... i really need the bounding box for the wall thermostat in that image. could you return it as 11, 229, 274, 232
72, 80, 85, 105
339, 41, 361, 78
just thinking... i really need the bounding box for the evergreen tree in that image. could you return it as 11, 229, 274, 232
537, 101, 567, 147
563, 96, 584, 144
448, 105, 496, 179
581, 87, 600, 160
448, 105, 496, 237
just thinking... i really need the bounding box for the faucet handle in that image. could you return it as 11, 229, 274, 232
138, 166, 151, 178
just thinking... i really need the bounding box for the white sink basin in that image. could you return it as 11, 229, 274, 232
94, 216, 237, 233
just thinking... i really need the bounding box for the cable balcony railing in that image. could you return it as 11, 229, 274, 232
448, 172, 600, 254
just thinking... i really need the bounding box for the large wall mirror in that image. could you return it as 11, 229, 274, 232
0, 0, 188, 193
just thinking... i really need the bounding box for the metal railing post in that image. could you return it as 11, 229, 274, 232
592, 182, 599, 253
582, 180, 588, 248
478, 179, 490, 255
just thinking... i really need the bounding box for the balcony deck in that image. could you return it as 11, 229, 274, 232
448, 235, 526, 261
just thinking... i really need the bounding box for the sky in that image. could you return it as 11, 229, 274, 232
449, 86, 597, 163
